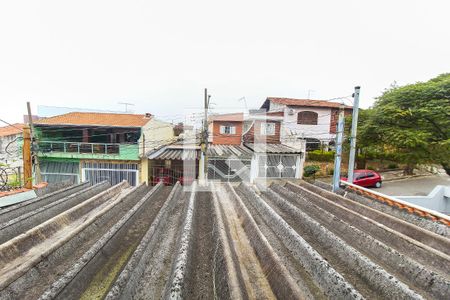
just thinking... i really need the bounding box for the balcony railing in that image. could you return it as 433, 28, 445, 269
39, 141, 121, 155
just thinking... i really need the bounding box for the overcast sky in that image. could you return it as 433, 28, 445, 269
0, 0, 449, 124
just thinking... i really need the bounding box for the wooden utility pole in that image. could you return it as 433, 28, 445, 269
23, 125, 32, 189
27, 102, 41, 183
332, 104, 345, 192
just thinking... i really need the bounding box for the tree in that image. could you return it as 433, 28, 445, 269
358, 74, 450, 175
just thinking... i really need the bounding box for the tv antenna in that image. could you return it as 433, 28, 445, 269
238, 97, 248, 110
118, 102, 135, 113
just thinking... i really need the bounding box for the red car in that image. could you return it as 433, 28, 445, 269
341, 169, 382, 188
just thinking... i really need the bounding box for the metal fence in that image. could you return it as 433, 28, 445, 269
0, 166, 22, 191
39, 141, 121, 155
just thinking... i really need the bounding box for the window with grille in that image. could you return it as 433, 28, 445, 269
297, 111, 318, 125
220, 125, 236, 135
260, 123, 276, 135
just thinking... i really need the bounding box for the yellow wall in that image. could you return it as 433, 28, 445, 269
139, 119, 175, 156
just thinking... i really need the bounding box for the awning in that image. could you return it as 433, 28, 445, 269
147, 147, 199, 160
207, 144, 253, 159
244, 143, 302, 154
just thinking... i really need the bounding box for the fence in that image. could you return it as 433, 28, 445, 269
0, 166, 22, 191
39, 141, 120, 155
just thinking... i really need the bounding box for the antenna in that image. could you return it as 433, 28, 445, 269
118, 102, 135, 113
238, 97, 248, 110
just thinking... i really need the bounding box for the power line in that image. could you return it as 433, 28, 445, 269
0, 118, 23, 132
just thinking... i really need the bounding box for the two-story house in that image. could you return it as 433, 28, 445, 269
207, 111, 304, 182
35, 112, 174, 186
260, 97, 353, 149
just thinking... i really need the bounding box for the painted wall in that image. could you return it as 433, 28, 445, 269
139, 118, 175, 156
281, 107, 335, 142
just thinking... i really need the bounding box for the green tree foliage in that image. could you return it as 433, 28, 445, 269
358, 74, 450, 175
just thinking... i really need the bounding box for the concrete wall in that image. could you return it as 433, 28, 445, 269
395, 185, 450, 214
0, 134, 22, 168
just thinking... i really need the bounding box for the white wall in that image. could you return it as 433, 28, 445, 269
281, 106, 335, 142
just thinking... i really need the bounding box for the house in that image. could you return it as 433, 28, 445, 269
260, 97, 353, 149
0, 124, 23, 168
34, 112, 174, 186
208, 113, 244, 145
207, 111, 305, 182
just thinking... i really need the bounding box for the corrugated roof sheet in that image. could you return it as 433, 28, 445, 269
266, 98, 353, 109
244, 143, 302, 154
35, 112, 152, 127
0, 124, 23, 137
207, 144, 253, 158
147, 146, 199, 160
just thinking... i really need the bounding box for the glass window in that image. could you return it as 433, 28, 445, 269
220, 125, 236, 135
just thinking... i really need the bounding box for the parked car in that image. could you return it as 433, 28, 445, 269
341, 169, 382, 188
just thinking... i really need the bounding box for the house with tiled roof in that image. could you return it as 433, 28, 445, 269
0, 124, 23, 168
34, 112, 174, 186
205, 111, 305, 182
261, 97, 353, 149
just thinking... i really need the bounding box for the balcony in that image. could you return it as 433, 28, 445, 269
37, 141, 140, 161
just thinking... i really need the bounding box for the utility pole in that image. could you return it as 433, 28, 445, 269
23, 125, 32, 189
199, 88, 210, 185
27, 102, 41, 184
332, 104, 345, 192
347, 86, 361, 184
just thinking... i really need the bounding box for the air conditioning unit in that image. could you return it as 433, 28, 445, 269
288, 108, 295, 116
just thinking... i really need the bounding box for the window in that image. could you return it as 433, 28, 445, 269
297, 111, 318, 125
260, 123, 276, 135
220, 125, 236, 135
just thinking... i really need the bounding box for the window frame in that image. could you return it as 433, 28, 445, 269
260, 122, 276, 136
220, 124, 236, 135
297, 111, 319, 125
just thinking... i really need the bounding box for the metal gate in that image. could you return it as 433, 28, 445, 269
258, 154, 297, 178
208, 158, 251, 182
82, 162, 139, 186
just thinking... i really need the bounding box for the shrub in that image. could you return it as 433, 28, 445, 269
367, 165, 376, 171
327, 167, 334, 175
304, 165, 320, 177
307, 150, 335, 162
387, 163, 398, 169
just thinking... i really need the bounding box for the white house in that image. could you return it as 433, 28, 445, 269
260, 97, 353, 149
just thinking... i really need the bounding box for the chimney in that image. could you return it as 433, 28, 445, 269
144, 113, 152, 118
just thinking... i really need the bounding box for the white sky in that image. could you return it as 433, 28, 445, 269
1, 0, 449, 124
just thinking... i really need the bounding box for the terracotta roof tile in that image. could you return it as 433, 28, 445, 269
267, 97, 353, 109
35, 112, 152, 127
0, 124, 23, 137
209, 113, 244, 122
